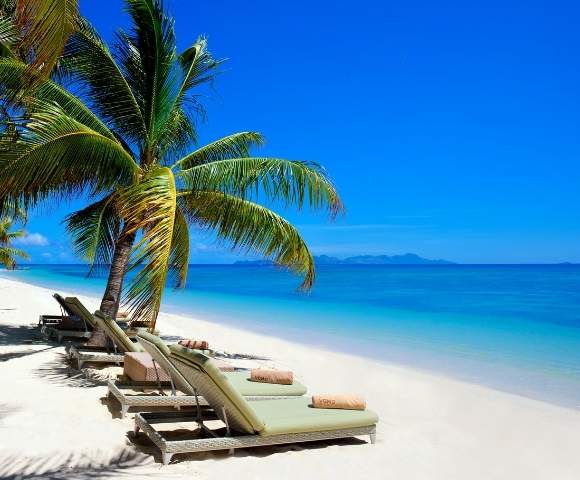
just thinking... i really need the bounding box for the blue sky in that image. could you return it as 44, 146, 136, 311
16, 0, 580, 264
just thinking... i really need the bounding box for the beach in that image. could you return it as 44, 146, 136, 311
1, 276, 579, 479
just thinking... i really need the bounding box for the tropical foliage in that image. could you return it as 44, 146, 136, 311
0, 0, 342, 330
0, 215, 28, 269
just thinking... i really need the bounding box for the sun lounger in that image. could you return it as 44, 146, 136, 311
108, 331, 307, 418
39, 294, 95, 343
133, 345, 377, 464
69, 310, 143, 368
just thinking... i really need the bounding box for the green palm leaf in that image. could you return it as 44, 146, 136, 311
60, 17, 147, 144
15, 0, 78, 76
120, 0, 177, 149
176, 36, 222, 102
168, 206, 189, 288
180, 157, 344, 216
0, 245, 29, 267
172, 132, 264, 170
179, 191, 315, 290
121, 166, 177, 325
64, 194, 120, 275
0, 58, 115, 139
0, 14, 19, 58
0, 101, 138, 206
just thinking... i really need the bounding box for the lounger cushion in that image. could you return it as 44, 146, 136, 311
94, 311, 142, 353
227, 372, 307, 396
169, 345, 265, 434
63, 297, 97, 328
138, 331, 171, 357
250, 397, 379, 436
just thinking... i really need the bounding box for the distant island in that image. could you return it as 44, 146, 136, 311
235, 253, 455, 266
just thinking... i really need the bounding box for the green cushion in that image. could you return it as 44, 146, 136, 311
250, 397, 379, 437
137, 330, 171, 357
169, 345, 265, 433
63, 297, 96, 328
226, 371, 307, 396
94, 310, 142, 353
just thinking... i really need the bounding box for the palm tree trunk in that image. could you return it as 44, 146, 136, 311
86, 227, 135, 348
100, 227, 136, 317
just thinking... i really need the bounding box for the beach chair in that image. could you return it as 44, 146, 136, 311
38, 294, 95, 343
108, 331, 307, 418
133, 345, 378, 464
69, 310, 143, 369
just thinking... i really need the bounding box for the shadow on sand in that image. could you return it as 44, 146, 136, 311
0, 448, 152, 480
129, 427, 367, 465
0, 323, 59, 363
32, 353, 107, 389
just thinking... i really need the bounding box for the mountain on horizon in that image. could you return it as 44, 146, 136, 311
234, 253, 455, 266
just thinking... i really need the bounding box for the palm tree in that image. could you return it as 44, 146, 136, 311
0, 0, 78, 78
0, 0, 342, 330
0, 216, 28, 269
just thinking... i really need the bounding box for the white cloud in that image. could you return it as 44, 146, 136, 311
15, 232, 50, 247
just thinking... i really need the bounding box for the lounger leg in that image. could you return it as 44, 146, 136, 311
77, 359, 84, 369
133, 424, 140, 436
120, 404, 129, 419
228, 448, 235, 455
57, 333, 63, 343
370, 432, 376, 444
162, 452, 173, 465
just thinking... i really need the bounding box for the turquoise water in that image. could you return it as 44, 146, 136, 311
2, 264, 580, 408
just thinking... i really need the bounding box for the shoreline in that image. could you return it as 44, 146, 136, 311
4, 267, 580, 409
1, 276, 580, 478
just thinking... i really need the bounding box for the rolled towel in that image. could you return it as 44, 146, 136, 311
311, 394, 366, 410
178, 339, 209, 350
250, 368, 294, 385
213, 358, 235, 372
116, 310, 130, 319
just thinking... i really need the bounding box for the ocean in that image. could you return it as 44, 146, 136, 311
2, 264, 580, 408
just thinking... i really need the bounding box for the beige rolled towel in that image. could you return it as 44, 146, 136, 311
250, 368, 294, 385
311, 394, 366, 410
116, 310, 130, 319
178, 339, 209, 350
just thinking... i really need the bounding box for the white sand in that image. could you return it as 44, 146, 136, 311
0, 276, 579, 479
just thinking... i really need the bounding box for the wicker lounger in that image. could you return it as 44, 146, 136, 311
70, 310, 142, 368
133, 345, 378, 464
108, 332, 307, 418
39, 294, 94, 343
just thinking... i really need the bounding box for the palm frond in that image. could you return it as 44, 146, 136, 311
16, 0, 78, 75
176, 36, 222, 102
157, 105, 196, 161
0, 196, 26, 221
121, 166, 176, 326
0, 57, 115, 139
0, 245, 29, 268
172, 131, 264, 170
60, 17, 147, 144
64, 194, 120, 275
0, 101, 138, 207
180, 157, 344, 217
0, 14, 19, 58
119, 0, 177, 149
168, 206, 189, 288
179, 191, 315, 290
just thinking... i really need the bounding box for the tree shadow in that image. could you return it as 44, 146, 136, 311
31, 353, 106, 389
0, 346, 57, 363
0, 324, 46, 347
0, 448, 153, 479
